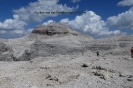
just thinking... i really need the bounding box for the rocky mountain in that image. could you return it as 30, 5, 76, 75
86, 34, 133, 56
0, 23, 133, 88
0, 23, 94, 61
0, 23, 132, 61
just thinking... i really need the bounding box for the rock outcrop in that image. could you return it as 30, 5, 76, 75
85, 35, 133, 56
0, 43, 14, 61
31, 23, 78, 36
4, 23, 93, 61
0, 23, 133, 61
19, 40, 84, 61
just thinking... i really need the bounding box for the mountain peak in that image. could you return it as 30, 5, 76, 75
31, 22, 78, 36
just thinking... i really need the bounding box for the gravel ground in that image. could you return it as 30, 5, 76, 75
0, 53, 133, 88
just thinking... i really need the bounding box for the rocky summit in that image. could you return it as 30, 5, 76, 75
32, 23, 69, 35
30, 23, 81, 39
0, 23, 94, 61
0, 23, 133, 88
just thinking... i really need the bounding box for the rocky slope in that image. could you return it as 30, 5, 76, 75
86, 34, 133, 56
0, 23, 133, 61
0, 53, 133, 88
0, 42, 14, 61
0, 23, 94, 61
0, 23, 133, 88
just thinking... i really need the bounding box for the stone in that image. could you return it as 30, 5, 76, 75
40, 66, 49, 69
92, 66, 105, 70
81, 63, 91, 68
0, 43, 14, 61
111, 74, 117, 78
94, 70, 110, 80
103, 73, 110, 80
119, 72, 127, 77
127, 78, 133, 81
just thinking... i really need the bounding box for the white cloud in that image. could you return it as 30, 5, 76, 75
13, 0, 77, 22
107, 8, 133, 30
0, 14, 29, 37
107, 0, 133, 30
13, 15, 19, 20
59, 11, 121, 36
114, 30, 121, 34
42, 20, 55, 25
117, 0, 133, 6
10, 30, 24, 35
27, 28, 33, 33
0, 30, 6, 34
71, 0, 81, 3
9, 28, 33, 35
0, 15, 27, 30
24, 28, 33, 34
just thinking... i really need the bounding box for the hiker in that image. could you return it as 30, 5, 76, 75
131, 47, 133, 58
96, 51, 100, 57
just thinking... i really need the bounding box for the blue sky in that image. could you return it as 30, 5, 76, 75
0, 0, 133, 39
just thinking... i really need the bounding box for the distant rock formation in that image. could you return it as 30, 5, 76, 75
0, 23, 133, 61
19, 40, 84, 61
86, 35, 133, 56
31, 23, 77, 36
4, 23, 93, 61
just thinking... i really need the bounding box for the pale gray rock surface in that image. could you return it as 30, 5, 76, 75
5, 23, 94, 61
0, 23, 133, 88
0, 43, 14, 61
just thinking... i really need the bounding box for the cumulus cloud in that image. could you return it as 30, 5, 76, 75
10, 30, 25, 35
42, 20, 55, 25
117, 0, 133, 6
107, 8, 133, 30
107, 0, 133, 30
0, 30, 6, 34
0, 14, 30, 36
13, 0, 77, 22
114, 30, 121, 34
24, 28, 33, 35
59, 11, 121, 37
0, 14, 27, 37
9, 28, 34, 35
0, 15, 27, 30
71, 0, 81, 3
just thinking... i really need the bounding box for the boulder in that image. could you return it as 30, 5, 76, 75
0, 43, 14, 61
94, 70, 110, 80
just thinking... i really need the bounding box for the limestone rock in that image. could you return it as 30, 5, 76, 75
32, 23, 77, 36
0, 43, 13, 61
94, 70, 110, 80
127, 78, 133, 81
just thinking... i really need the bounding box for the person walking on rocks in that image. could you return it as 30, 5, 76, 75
131, 47, 133, 58
96, 51, 100, 57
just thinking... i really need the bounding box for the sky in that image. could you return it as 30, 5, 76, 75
0, 0, 133, 39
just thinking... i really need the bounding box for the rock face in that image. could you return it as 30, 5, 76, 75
86, 35, 133, 56
0, 43, 14, 61
0, 23, 94, 61
19, 40, 84, 61
31, 23, 77, 36
0, 23, 133, 61
0, 23, 133, 88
